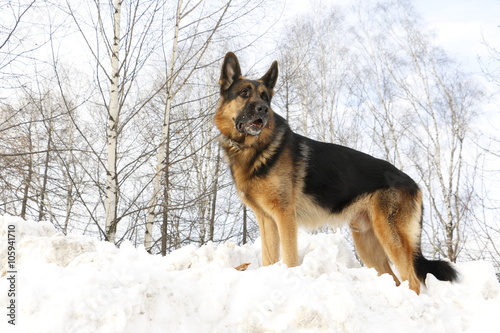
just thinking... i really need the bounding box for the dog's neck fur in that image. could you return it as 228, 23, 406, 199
219, 134, 260, 152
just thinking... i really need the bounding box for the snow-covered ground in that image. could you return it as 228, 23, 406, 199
1, 215, 499, 333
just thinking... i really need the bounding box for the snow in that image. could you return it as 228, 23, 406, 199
1, 215, 499, 333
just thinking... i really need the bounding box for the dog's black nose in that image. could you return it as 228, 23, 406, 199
255, 104, 268, 114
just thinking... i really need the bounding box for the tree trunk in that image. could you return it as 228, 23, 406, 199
160, 143, 171, 256
39, 127, 51, 221
208, 146, 221, 242
104, 0, 122, 243
63, 111, 75, 235
242, 205, 247, 245
21, 122, 34, 220
21, 155, 32, 220
145, 0, 182, 252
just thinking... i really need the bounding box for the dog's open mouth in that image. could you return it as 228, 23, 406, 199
236, 118, 266, 136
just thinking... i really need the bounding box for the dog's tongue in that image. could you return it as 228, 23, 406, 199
251, 119, 263, 127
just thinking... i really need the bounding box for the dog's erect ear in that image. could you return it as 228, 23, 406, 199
220, 52, 242, 91
260, 61, 278, 90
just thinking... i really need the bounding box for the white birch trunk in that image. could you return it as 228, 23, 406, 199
105, 0, 122, 244
144, 0, 182, 252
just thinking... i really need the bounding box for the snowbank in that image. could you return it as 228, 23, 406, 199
1, 215, 499, 332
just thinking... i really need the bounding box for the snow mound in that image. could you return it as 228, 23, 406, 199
1, 215, 499, 332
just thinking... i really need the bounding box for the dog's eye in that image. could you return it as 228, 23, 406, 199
260, 92, 269, 102
239, 89, 250, 98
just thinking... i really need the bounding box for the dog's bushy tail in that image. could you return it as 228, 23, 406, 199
414, 252, 458, 283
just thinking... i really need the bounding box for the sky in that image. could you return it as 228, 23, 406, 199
411, 0, 500, 130
285, 0, 500, 76
282, 0, 500, 135
413, 0, 500, 74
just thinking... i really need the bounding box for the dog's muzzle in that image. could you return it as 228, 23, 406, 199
235, 103, 269, 136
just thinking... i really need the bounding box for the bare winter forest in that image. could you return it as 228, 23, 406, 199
1, 0, 499, 274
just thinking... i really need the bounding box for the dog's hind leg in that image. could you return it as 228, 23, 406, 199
351, 227, 401, 286
371, 190, 422, 294
371, 220, 421, 294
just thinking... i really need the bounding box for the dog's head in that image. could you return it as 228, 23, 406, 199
215, 52, 278, 140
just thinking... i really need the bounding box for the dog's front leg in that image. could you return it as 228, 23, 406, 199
255, 212, 280, 266
276, 210, 298, 267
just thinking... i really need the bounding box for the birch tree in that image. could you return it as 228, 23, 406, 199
66, 0, 166, 243
144, 0, 182, 252
144, 0, 230, 253
104, 0, 122, 243
143, 0, 271, 254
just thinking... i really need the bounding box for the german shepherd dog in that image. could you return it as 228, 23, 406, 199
214, 52, 457, 294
